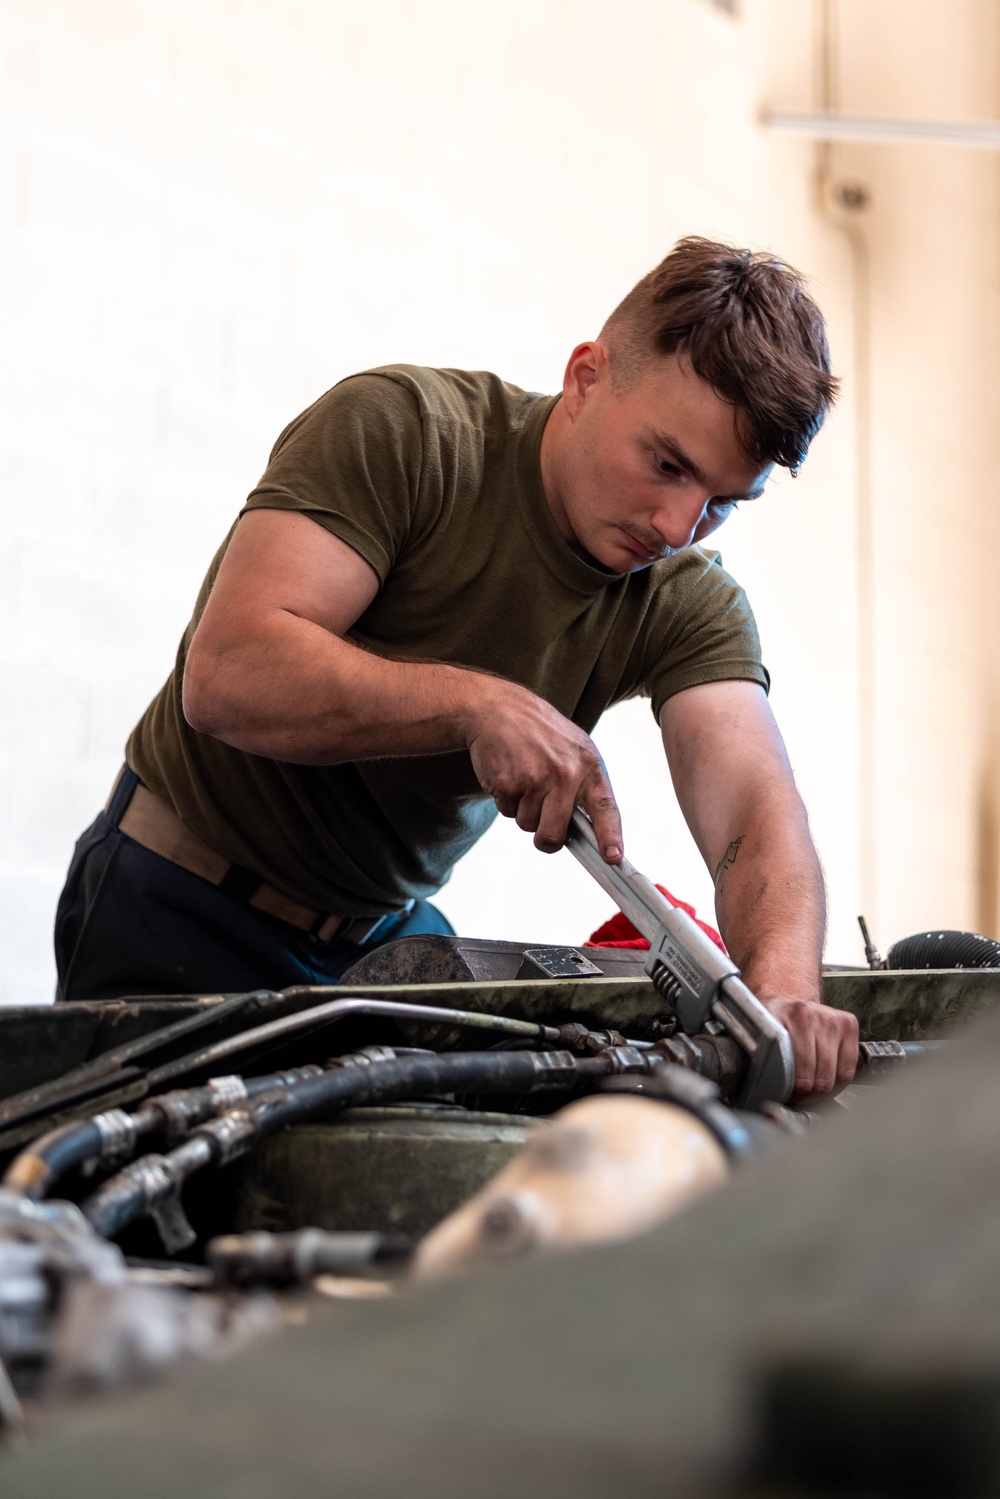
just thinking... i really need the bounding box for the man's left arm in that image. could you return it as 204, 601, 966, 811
660, 679, 858, 1095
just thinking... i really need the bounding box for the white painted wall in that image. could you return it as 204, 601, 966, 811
1, 0, 997, 1001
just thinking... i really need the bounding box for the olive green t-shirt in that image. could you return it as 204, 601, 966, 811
128, 366, 768, 915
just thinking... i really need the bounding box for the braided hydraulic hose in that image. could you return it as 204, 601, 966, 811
2, 1066, 322, 1201
82, 1046, 651, 1243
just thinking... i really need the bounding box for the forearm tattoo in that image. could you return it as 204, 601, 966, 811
714, 835, 745, 897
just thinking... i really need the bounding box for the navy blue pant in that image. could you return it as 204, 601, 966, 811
54, 771, 454, 1001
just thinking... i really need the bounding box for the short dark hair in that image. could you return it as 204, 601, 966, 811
601, 236, 838, 472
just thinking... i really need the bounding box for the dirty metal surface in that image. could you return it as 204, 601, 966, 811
2, 968, 999, 1117
293, 970, 1000, 1047
322, 970, 1000, 1047
0, 1000, 211, 1105
8, 987, 1000, 1496
821, 967, 1000, 1040
340, 934, 650, 985
340, 936, 1000, 1042
234, 1106, 536, 1239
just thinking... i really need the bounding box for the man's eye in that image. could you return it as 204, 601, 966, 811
656, 457, 681, 477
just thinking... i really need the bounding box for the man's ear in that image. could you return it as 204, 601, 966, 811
562, 342, 608, 420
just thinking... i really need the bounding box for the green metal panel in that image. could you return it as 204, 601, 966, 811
234, 1106, 535, 1238
820, 969, 1000, 1040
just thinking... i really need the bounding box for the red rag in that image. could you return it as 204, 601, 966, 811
584, 885, 726, 953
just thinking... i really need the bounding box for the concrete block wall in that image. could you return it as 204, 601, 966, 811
0, 0, 996, 1000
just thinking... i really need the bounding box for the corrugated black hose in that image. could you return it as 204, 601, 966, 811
81, 1046, 650, 1243
887, 930, 1000, 969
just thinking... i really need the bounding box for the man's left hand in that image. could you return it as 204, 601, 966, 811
762, 995, 859, 1097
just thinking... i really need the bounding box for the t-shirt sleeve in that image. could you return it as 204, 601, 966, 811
240, 374, 428, 584
638, 548, 770, 723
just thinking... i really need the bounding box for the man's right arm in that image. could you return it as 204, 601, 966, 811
182, 509, 624, 861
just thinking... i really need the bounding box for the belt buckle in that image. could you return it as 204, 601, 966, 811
313, 901, 415, 947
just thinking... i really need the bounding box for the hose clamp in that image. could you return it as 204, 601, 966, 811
126, 1156, 196, 1255
206, 1075, 249, 1111
126, 1154, 178, 1206
93, 1109, 138, 1166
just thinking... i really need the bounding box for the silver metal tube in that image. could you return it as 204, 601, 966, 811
162, 997, 553, 1077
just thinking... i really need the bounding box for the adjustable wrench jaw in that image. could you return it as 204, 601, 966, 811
565, 810, 795, 1109
709, 975, 796, 1110
640, 909, 795, 1109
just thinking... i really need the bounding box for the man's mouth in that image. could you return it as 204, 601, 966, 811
619, 528, 669, 563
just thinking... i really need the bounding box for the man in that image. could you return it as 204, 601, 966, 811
55, 236, 859, 1094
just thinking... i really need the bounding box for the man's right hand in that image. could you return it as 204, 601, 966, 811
465, 683, 624, 864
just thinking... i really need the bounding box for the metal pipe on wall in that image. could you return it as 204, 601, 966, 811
810, 0, 879, 945
764, 110, 1000, 150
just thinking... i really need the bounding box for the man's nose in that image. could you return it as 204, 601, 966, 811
651, 492, 712, 550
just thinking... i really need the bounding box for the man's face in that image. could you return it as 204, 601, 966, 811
543, 345, 772, 573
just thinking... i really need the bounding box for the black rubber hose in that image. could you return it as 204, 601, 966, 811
3, 1111, 153, 1201
82, 1141, 212, 1242
244, 1049, 597, 1141
886, 930, 1000, 970
3, 1067, 321, 1201
82, 1048, 611, 1241
20, 1117, 109, 1192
